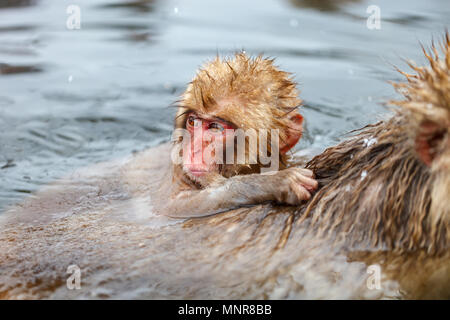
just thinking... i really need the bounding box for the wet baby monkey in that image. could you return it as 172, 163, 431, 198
157, 53, 318, 218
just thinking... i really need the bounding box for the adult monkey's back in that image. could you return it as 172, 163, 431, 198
0, 34, 449, 299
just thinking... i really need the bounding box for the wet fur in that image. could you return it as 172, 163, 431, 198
299, 34, 450, 255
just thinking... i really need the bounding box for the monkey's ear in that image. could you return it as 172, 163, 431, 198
280, 113, 303, 154
415, 120, 446, 166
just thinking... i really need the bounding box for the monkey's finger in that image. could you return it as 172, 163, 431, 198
289, 182, 311, 203
293, 173, 318, 191
297, 168, 314, 178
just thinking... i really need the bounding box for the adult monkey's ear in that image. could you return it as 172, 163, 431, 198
280, 113, 304, 154
415, 119, 447, 166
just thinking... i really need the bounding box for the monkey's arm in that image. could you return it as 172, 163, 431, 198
160, 168, 317, 218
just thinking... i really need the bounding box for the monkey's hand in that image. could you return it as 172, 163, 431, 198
262, 167, 318, 205
160, 167, 317, 218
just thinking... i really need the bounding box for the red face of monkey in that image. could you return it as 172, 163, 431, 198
182, 112, 235, 178
180, 109, 304, 184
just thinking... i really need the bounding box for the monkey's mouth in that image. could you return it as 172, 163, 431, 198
183, 164, 209, 177
189, 170, 207, 177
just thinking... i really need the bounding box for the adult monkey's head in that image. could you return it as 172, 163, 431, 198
172, 53, 304, 187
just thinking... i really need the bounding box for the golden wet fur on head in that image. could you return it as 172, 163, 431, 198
176, 52, 302, 134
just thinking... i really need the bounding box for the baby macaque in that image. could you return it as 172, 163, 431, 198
157, 53, 318, 218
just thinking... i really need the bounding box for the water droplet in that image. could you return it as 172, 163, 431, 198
361, 170, 367, 180
289, 19, 298, 27
363, 137, 377, 147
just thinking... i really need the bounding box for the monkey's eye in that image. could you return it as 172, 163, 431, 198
208, 122, 225, 133
187, 115, 201, 128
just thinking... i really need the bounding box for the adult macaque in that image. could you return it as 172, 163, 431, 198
0, 34, 449, 299
157, 54, 317, 218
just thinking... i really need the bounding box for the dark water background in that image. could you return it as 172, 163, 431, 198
0, 0, 449, 211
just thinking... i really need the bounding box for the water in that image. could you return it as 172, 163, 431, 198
0, 0, 449, 211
